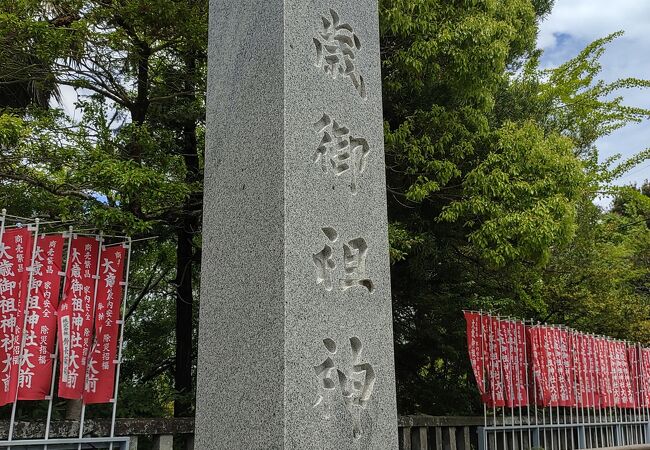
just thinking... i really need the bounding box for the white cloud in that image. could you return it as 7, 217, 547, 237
539, 0, 650, 50
538, 0, 650, 190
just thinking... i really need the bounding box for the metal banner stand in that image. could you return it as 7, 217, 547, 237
0, 212, 133, 450
473, 310, 650, 450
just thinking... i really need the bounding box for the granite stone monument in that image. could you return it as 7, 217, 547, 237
196, 0, 398, 448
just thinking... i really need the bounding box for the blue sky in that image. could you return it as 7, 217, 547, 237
538, 0, 650, 198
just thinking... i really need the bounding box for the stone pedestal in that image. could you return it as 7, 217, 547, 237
196, 1, 398, 448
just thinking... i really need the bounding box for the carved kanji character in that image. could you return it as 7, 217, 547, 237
341, 238, 374, 293
313, 228, 338, 291
313, 9, 365, 98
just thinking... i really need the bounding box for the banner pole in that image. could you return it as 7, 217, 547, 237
631, 342, 637, 444
511, 318, 522, 448
0, 210, 7, 448
596, 335, 612, 447
536, 322, 547, 449
636, 342, 642, 444
0, 209, 6, 242
522, 318, 531, 449
565, 327, 572, 450
568, 327, 576, 450
628, 342, 641, 444
556, 325, 563, 450
576, 332, 593, 446
595, 335, 605, 447
584, 330, 590, 446
530, 320, 540, 448
7, 218, 41, 447
605, 337, 613, 447
77, 232, 104, 450
639, 344, 649, 444
496, 315, 508, 449
635, 342, 639, 444
506, 317, 519, 449
43, 227, 74, 450
479, 310, 489, 450
611, 338, 619, 445
490, 313, 498, 450
545, 323, 555, 450
108, 237, 132, 450
557, 325, 560, 449
639, 345, 650, 444
561, 326, 567, 450
610, 339, 624, 445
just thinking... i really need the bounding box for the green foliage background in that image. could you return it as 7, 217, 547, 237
1, 0, 649, 418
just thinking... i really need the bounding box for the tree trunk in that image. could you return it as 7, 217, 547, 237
174, 226, 195, 417
173, 53, 201, 418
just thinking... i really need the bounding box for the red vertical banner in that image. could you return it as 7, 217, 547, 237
640, 348, 650, 407
464, 312, 486, 397
586, 335, 600, 408
626, 345, 641, 408
528, 325, 552, 406
0, 228, 33, 406
613, 341, 634, 408
595, 337, 614, 408
485, 315, 505, 407
571, 332, 585, 407
609, 340, 622, 407
511, 321, 528, 406
498, 319, 515, 407
555, 328, 574, 407
57, 235, 100, 399
84, 244, 125, 404
18, 234, 64, 400
544, 326, 560, 406
576, 334, 598, 408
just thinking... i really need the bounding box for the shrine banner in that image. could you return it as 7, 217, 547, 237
552, 328, 574, 407
611, 341, 634, 408
0, 228, 33, 406
628, 345, 641, 409
595, 337, 614, 408
504, 320, 528, 407
464, 312, 486, 397
497, 319, 515, 407
527, 326, 552, 406
485, 315, 505, 407
573, 333, 598, 408
543, 327, 561, 406
57, 235, 100, 399
464, 313, 650, 410
84, 244, 125, 404
570, 332, 584, 407
640, 348, 650, 407
18, 234, 64, 400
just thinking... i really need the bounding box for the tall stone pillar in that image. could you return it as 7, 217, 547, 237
196, 1, 398, 448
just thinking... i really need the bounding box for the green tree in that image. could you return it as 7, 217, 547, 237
380, 0, 650, 414
0, 0, 207, 418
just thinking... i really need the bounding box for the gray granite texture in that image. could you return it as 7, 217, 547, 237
196, 0, 398, 448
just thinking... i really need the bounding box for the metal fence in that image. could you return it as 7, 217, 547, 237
3, 416, 649, 450
478, 413, 649, 450
400, 415, 650, 450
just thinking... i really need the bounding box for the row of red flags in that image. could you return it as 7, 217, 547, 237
0, 228, 127, 406
464, 311, 650, 409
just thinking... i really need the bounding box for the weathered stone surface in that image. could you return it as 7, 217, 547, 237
152, 434, 174, 450
196, 0, 398, 448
